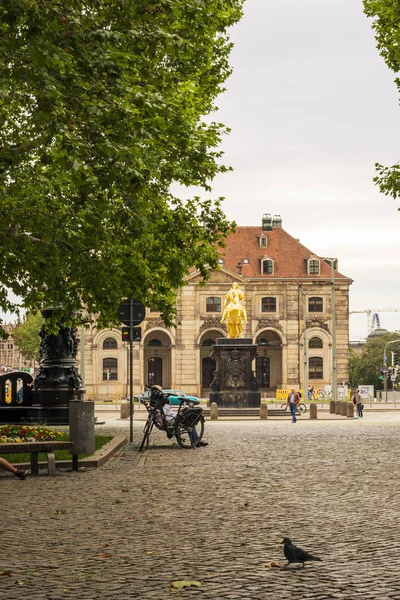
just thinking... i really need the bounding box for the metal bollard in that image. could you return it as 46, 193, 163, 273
335, 401, 342, 415
346, 402, 354, 418
120, 401, 130, 419
330, 400, 335, 414
310, 404, 317, 419
260, 404, 268, 420
69, 400, 95, 471
341, 402, 347, 416
210, 402, 218, 420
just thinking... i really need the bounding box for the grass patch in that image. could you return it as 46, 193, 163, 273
0, 435, 113, 464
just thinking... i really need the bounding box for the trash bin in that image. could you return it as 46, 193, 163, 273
69, 400, 95, 458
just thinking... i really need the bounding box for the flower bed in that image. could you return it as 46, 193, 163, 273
0, 425, 66, 444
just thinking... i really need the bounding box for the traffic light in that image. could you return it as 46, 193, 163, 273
122, 327, 141, 342
394, 352, 399, 366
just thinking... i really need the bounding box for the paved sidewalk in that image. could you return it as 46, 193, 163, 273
2, 414, 400, 599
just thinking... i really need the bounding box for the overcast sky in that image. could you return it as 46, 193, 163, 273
2, 0, 399, 340
204, 0, 400, 340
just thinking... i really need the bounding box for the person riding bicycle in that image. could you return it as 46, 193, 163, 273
151, 386, 208, 446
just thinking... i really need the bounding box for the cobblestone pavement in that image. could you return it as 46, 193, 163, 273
2, 414, 400, 599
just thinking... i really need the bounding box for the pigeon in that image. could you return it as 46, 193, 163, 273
281, 537, 322, 568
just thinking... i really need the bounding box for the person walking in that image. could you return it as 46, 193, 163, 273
355, 389, 363, 418
286, 388, 300, 423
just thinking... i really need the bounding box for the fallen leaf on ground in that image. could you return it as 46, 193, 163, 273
171, 581, 203, 590
0, 571, 12, 576
265, 562, 281, 568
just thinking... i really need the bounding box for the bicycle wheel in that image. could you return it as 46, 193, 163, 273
139, 416, 153, 452
175, 411, 204, 449
280, 403, 288, 411
297, 403, 307, 414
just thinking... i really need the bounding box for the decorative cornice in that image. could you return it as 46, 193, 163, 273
199, 317, 227, 333
145, 318, 165, 331
306, 318, 330, 333
256, 319, 282, 332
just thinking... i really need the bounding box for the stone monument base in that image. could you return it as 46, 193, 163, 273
209, 337, 261, 409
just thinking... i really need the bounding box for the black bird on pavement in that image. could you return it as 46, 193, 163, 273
281, 537, 322, 568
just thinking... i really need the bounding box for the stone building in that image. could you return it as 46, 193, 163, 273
0, 323, 36, 373
80, 215, 352, 400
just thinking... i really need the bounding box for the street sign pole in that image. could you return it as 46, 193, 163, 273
129, 298, 134, 444
118, 298, 145, 445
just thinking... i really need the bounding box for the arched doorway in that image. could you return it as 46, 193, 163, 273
200, 331, 223, 395
148, 356, 162, 386
256, 355, 270, 387
143, 331, 172, 388
256, 331, 282, 393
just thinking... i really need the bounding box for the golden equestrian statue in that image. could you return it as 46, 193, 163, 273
221, 282, 247, 338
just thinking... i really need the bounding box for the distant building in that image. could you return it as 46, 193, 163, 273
0, 323, 36, 373
79, 214, 352, 400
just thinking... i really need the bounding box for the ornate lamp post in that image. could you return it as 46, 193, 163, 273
28, 307, 85, 424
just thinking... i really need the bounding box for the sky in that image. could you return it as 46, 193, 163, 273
195, 0, 400, 341
2, 0, 399, 340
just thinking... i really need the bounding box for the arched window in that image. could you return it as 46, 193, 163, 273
103, 337, 117, 350
308, 259, 320, 275
201, 338, 215, 346
103, 358, 118, 380
261, 297, 276, 312
308, 297, 323, 313
309, 357, 323, 379
309, 337, 323, 349
148, 339, 162, 347
206, 297, 221, 312
262, 259, 274, 275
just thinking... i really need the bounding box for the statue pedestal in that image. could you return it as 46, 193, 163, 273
209, 338, 261, 408
27, 308, 85, 425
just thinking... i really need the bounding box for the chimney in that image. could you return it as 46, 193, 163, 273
272, 215, 282, 228
262, 213, 272, 231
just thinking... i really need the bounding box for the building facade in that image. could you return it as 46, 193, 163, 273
0, 323, 36, 374
80, 215, 352, 400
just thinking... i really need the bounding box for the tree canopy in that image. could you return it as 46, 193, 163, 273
349, 332, 400, 389
13, 312, 44, 362
363, 0, 400, 201
0, 0, 244, 330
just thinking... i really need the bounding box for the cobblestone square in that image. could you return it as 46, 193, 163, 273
2, 414, 400, 599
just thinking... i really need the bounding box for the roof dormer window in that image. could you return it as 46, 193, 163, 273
308, 258, 320, 275
261, 257, 274, 275
259, 235, 268, 248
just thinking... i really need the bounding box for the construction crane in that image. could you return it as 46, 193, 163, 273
349, 309, 400, 335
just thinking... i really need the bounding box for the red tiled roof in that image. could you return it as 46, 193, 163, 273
218, 226, 351, 280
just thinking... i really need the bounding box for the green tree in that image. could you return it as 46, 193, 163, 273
363, 1, 400, 200
0, 0, 244, 330
349, 332, 400, 390
12, 312, 44, 362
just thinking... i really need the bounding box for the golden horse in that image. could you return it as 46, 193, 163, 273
221, 283, 247, 338
221, 304, 247, 338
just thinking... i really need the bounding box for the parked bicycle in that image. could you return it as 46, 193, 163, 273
280, 402, 307, 415
139, 385, 205, 452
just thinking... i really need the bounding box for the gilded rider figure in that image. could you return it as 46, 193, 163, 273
221, 282, 247, 338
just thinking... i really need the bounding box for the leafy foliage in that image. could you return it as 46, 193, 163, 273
0, 0, 243, 329
363, 1, 400, 200
349, 332, 400, 389
12, 312, 44, 361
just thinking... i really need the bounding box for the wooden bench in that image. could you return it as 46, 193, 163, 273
0, 441, 73, 476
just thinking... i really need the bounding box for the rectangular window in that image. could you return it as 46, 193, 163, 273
309, 357, 323, 379
308, 297, 323, 313
309, 260, 320, 274
206, 297, 221, 312
261, 297, 277, 312
262, 260, 273, 275
260, 237, 267, 247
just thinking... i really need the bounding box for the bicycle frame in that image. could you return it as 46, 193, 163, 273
139, 396, 204, 451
